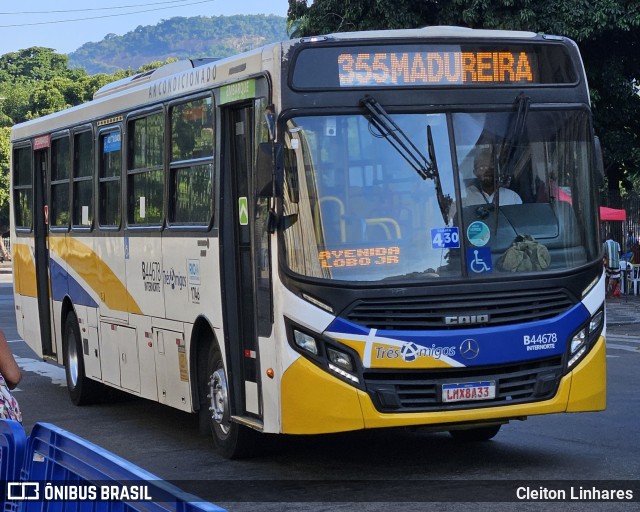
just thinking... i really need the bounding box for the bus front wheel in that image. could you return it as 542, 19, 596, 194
202, 346, 257, 459
63, 311, 100, 405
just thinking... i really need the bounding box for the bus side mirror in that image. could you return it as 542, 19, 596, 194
594, 135, 604, 187
256, 142, 284, 197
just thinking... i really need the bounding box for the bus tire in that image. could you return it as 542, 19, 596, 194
202, 345, 258, 459
63, 311, 100, 406
448, 424, 501, 442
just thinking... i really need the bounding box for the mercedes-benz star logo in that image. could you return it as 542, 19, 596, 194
459, 339, 480, 360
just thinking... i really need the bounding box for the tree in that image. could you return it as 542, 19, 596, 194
0, 127, 9, 229
287, 0, 640, 193
0, 50, 163, 229
287, 0, 437, 36
0, 47, 75, 82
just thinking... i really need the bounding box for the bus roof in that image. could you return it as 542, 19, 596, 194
321, 25, 539, 41
11, 26, 570, 143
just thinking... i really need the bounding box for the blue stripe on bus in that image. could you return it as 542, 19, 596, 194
50, 258, 99, 308
326, 303, 590, 366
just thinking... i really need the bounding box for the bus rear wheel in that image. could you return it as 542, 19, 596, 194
202, 346, 258, 459
448, 424, 501, 442
63, 311, 100, 405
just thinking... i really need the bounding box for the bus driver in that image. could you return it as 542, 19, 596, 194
464, 150, 523, 206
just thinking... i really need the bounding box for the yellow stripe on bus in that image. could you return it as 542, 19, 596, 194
48, 237, 142, 315
13, 243, 37, 297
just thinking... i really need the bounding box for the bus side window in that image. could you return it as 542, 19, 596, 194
169, 96, 214, 226
127, 112, 164, 226
51, 135, 71, 229
72, 130, 94, 229
99, 130, 122, 228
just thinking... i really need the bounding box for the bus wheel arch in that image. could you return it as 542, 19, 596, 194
191, 316, 215, 429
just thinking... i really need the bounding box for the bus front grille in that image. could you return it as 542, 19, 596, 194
344, 288, 574, 330
363, 356, 564, 413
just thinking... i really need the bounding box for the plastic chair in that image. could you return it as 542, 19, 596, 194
631, 264, 640, 295
620, 261, 633, 295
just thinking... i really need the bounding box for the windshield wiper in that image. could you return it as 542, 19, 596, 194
490, 93, 530, 233
499, 93, 531, 179
360, 95, 451, 223
360, 95, 437, 180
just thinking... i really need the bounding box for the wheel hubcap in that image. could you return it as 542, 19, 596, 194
67, 332, 79, 388
208, 368, 230, 434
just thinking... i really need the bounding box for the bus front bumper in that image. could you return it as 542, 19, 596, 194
280, 337, 606, 435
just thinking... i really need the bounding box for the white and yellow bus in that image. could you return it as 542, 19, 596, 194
10, 27, 606, 458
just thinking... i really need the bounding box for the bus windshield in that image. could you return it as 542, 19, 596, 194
282, 107, 599, 282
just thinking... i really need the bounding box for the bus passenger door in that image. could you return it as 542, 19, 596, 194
33, 147, 56, 357
220, 100, 269, 425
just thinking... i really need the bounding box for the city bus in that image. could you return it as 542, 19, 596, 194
10, 26, 606, 458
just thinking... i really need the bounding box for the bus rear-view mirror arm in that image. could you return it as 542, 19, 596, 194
257, 141, 284, 233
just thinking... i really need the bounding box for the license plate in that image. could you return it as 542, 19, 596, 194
441, 381, 496, 403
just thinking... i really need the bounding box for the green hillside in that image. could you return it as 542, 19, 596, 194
68, 15, 288, 74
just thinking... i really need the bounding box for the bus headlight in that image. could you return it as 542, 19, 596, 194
567, 308, 604, 370
590, 309, 604, 334
293, 329, 318, 355
327, 347, 359, 383
327, 347, 354, 372
568, 328, 587, 368
287, 320, 361, 386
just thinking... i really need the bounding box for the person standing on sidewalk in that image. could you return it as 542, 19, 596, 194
604, 233, 621, 298
0, 237, 10, 262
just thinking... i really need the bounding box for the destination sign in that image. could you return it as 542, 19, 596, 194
291, 43, 576, 89
319, 246, 400, 269
338, 51, 533, 86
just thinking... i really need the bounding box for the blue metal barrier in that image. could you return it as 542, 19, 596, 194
1, 422, 225, 512
0, 420, 27, 503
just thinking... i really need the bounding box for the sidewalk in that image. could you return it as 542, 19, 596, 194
605, 293, 640, 326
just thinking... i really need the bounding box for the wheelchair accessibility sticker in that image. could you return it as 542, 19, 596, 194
467, 221, 490, 247
467, 247, 492, 274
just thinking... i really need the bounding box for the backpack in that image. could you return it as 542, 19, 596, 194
497, 234, 551, 272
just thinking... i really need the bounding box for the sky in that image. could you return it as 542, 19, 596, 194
0, 0, 290, 56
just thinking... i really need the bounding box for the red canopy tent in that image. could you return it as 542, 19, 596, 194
600, 206, 626, 221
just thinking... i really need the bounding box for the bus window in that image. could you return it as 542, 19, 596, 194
72, 130, 94, 228
452, 110, 596, 271
13, 146, 33, 230
283, 113, 456, 281
99, 130, 122, 227
171, 96, 214, 160
128, 112, 164, 225
169, 97, 214, 225
51, 135, 70, 228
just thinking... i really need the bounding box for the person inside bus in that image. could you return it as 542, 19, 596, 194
447, 148, 522, 223
463, 149, 523, 206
